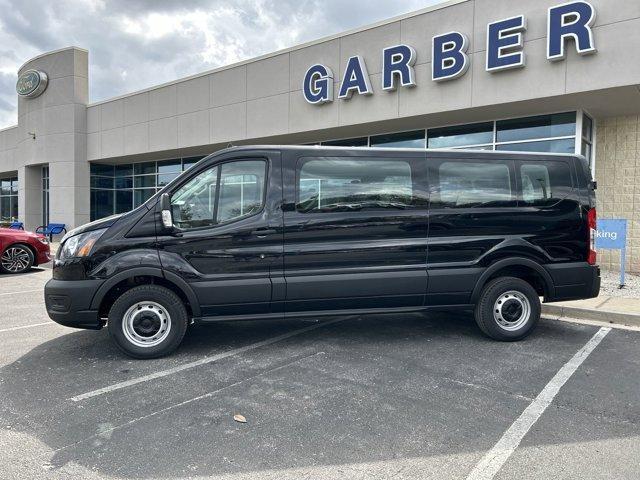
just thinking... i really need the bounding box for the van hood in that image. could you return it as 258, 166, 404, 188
62, 213, 123, 241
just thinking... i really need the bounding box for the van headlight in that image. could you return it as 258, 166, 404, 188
59, 229, 107, 260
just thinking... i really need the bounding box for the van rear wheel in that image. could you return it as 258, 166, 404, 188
107, 285, 188, 359
474, 277, 540, 341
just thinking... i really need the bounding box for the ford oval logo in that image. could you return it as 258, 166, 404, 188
16, 69, 48, 98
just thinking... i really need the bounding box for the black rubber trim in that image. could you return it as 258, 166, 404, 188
470, 257, 555, 304
89, 267, 202, 317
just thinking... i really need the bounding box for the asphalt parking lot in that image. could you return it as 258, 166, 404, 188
1, 268, 639, 479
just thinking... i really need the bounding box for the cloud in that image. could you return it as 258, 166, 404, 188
0, 0, 443, 128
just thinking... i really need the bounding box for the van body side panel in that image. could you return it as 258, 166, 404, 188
282, 149, 429, 312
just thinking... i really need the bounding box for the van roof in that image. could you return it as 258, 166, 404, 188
218, 145, 584, 159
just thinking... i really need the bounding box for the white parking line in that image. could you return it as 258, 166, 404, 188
466, 326, 611, 480
55, 351, 324, 455
70, 317, 347, 402
0, 322, 57, 333
0, 288, 45, 297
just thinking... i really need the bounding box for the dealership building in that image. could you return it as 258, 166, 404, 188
0, 0, 639, 271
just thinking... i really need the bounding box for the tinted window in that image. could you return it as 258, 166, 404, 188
496, 112, 575, 143
157, 160, 182, 174
134, 189, 156, 208
115, 190, 133, 214
134, 162, 156, 175
519, 161, 573, 206
90, 190, 114, 220
297, 157, 425, 212
158, 173, 180, 187
0, 197, 9, 221
431, 161, 514, 208
322, 137, 368, 147
428, 122, 494, 148
370, 130, 425, 149
496, 138, 574, 154
217, 161, 266, 223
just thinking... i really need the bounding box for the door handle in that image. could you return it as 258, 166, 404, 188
252, 228, 277, 237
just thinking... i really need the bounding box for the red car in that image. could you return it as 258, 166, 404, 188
0, 227, 51, 274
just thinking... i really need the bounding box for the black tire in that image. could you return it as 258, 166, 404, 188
0, 243, 34, 274
107, 285, 188, 359
474, 276, 540, 341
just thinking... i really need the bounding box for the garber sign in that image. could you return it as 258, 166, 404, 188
303, 1, 597, 105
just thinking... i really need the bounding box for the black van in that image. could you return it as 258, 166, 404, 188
45, 146, 600, 358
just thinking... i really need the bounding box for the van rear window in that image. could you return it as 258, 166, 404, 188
297, 158, 422, 212
519, 161, 572, 206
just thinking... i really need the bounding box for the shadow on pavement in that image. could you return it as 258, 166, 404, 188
1, 312, 636, 479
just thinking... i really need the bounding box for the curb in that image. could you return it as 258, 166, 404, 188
542, 304, 640, 328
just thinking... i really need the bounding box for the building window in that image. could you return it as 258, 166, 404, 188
495, 138, 575, 153
370, 130, 426, 149
496, 112, 576, 143
321, 137, 369, 147
42, 166, 49, 226
90, 156, 206, 221
426, 112, 577, 153
581, 113, 594, 165
428, 122, 494, 149
0, 176, 19, 223
315, 112, 580, 155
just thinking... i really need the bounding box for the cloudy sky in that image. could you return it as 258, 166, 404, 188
0, 0, 444, 128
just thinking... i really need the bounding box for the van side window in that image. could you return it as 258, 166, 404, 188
171, 166, 219, 229
519, 161, 572, 206
431, 161, 514, 208
297, 158, 423, 212
170, 160, 266, 230
217, 161, 266, 223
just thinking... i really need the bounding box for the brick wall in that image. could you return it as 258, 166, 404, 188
595, 116, 640, 273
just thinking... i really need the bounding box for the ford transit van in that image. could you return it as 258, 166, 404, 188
45, 146, 600, 358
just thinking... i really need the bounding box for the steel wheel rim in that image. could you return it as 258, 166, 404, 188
1, 246, 31, 273
122, 301, 171, 348
493, 290, 531, 331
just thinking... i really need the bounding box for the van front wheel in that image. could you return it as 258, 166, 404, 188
474, 277, 540, 341
108, 285, 188, 359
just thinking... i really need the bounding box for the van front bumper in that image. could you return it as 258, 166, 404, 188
44, 279, 104, 330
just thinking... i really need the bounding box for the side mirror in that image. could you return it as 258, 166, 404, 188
160, 193, 173, 229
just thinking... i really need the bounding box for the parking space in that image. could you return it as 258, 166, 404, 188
1, 268, 639, 479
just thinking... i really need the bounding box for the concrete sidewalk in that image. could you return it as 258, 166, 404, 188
543, 296, 640, 327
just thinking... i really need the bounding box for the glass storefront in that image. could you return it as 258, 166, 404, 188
319, 112, 586, 159
0, 176, 18, 223
370, 130, 426, 149
90, 156, 204, 221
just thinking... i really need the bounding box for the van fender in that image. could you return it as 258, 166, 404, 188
90, 267, 201, 317
470, 257, 555, 304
